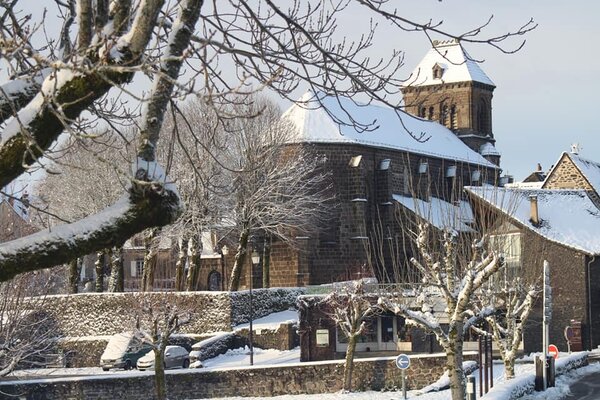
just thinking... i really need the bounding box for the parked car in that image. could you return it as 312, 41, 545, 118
137, 345, 190, 371
100, 332, 152, 371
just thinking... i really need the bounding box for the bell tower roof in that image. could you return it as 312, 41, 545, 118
408, 39, 495, 88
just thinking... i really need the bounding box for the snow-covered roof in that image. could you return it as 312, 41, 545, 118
408, 39, 495, 87
466, 186, 600, 255
479, 143, 500, 157
200, 231, 220, 259
393, 194, 475, 232
283, 92, 497, 169
568, 153, 600, 195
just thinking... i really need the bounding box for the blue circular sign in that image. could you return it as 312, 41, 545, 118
396, 353, 410, 370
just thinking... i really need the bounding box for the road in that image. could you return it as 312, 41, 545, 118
566, 369, 600, 399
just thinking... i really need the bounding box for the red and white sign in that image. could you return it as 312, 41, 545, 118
548, 344, 559, 359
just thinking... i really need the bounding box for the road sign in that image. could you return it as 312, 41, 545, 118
396, 353, 410, 370
548, 344, 559, 360
564, 326, 574, 341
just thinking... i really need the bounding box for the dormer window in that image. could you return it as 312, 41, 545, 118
349, 155, 362, 168
432, 63, 445, 80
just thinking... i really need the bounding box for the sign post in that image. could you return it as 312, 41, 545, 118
564, 326, 573, 354
396, 354, 410, 400
542, 261, 552, 391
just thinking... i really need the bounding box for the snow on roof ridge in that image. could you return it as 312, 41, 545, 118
408, 40, 495, 87
282, 93, 497, 169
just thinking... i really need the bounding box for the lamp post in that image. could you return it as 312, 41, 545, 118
221, 245, 229, 291
250, 249, 260, 366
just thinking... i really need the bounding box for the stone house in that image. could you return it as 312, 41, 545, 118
0, 195, 36, 243
466, 150, 600, 353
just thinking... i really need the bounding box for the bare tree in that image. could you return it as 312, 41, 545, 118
134, 294, 191, 400
378, 223, 504, 400
0, 0, 535, 282
474, 277, 538, 379
225, 96, 332, 291
322, 280, 379, 392
0, 274, 58, 376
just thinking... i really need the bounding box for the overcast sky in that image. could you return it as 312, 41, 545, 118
12, 1, 600, 181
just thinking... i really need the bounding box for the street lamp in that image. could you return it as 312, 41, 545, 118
221, 245, 229, 291
249, 249, 260, 366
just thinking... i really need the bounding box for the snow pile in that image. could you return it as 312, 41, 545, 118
417, 360, 478, 394
189, 332, 237, 364
482, 352, 588, 400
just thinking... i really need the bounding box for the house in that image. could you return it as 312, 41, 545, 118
466, 150, 600, 353
0, 196, 36, 243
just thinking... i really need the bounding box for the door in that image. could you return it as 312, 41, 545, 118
380, 315, 396, 351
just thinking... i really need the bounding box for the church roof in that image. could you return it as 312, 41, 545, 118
466, 186, 600, 256
393, 194, 475, 233
408, 39, 495, 88
282, 92, 497, 169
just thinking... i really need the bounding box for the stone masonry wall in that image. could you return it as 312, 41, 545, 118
0, 354, 476, 399
35, 288, 303, 338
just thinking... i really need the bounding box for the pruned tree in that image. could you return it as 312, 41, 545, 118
0, 0, 534, 282
0, 274, 58, 376
323, 280, 379, 392
378, 223, 504, 400
474, 276, 538, 379
134, 294, 191, 400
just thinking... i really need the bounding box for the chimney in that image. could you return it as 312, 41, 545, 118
536, 163, 542, 172
529, 195, 539, 226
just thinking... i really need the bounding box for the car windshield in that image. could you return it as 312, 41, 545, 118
101, 332, 133, 359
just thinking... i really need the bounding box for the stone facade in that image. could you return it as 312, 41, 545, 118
0, 353, 476, 399
542, 153, 600, 206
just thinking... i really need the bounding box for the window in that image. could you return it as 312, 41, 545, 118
418, 106, 426, 118
471, 170, 481, 182
208, 270, 222, 291
478, 98, 489, 133
349, 155, 362, 168
489, 233, 521, 284
445, 165, 457, 178
428, 106, 434, 120
130, 259, 144, 277
440, 104, 449, 127
418, 161, 428, 174
450, 105, 458, 130
378, 159, 391, 170
432, 64, 444, 79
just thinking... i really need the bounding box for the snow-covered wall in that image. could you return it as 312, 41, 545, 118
33, 288, 304, 337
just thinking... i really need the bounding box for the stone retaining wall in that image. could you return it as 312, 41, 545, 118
0, 353, 474, 399
32, 288, 303, 338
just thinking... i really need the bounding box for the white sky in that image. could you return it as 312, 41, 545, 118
11, 1, 600, 181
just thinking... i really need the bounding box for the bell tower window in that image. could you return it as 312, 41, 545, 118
441, 104, 449, 128
428, 106, 434, 120
478, 98, 490, 134
450, 105, 457, 130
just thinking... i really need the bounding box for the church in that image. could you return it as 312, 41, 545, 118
259, 39, 504, 288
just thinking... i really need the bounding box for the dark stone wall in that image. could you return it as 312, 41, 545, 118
521, 229, 590, 353
0, 354, 475, 399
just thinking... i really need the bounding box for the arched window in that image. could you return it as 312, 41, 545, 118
418, 106, 426, 118
440, 104, 449, 127
428, 106, 434, 120
208, 270, 222, 291
478, 98, 489, 133
450, 105, 458, 130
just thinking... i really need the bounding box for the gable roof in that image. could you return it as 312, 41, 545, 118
408, 39, 495, 88
542, 152, 600, 197
466, 186, 600, 256
282, 92, 497, 169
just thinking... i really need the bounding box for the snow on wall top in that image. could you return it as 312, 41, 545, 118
408, 39, 495, 87
466, 186, 600, 255
568, 152, 600, 196
282, 92, 497, 169
393, 194, 475, 232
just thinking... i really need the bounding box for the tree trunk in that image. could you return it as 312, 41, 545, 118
175, 236, 188, 291
446, 334, 466, 400
262, 234, 272, 289
343, 334, 358, 392
94, 251, 105, 292
503, 354, 515, 379
108, 247, 124, 292
185, 235, 201, 291
68, 258, 80, 294
228, 229, 249, 291
142, 228, 159, 292
153, 343, 168, 400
